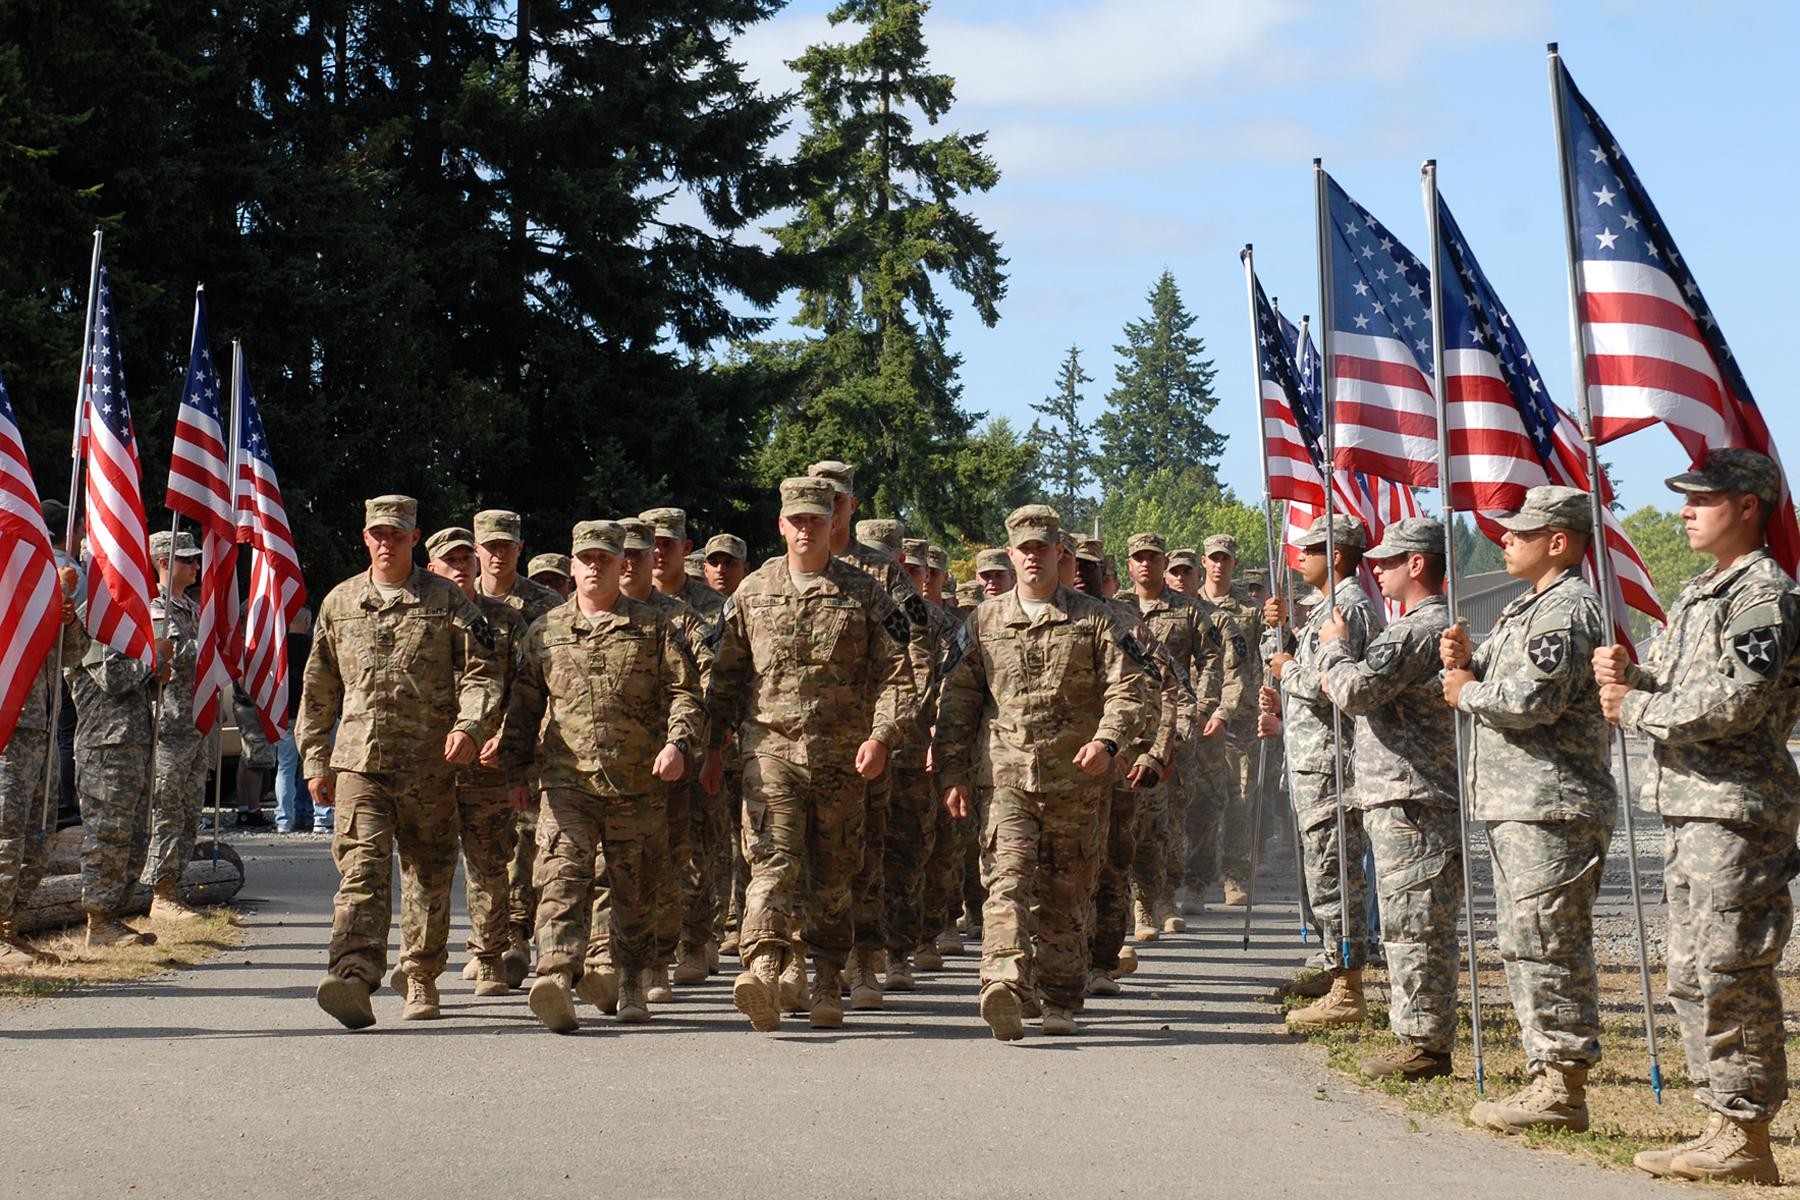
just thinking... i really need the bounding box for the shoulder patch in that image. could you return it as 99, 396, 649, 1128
1730, 625, 1782, 679
940, 621, 974, 677
1525, 631, 1568, 678
1230, 632, 1247, 661
903, 593, 931, 628
1118, 630, 1155, 671
882, 604, 913, 647
1364, 637, 1402, 676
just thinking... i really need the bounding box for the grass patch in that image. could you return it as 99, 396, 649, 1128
1277, 958, 1800, 1179
0, 908, 244, 999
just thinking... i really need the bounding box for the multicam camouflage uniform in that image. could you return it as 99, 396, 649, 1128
0, 621, 87, 921
452, 591, 528, 969
1618, 545, 1800, 1120
299, 562, 504, 987
1193, 571, 1264, 894
68, 640, 158, 917
145, 588, 210, 888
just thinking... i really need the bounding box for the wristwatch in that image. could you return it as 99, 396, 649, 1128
672, 738, 691, 757
1097, 738, 1119, 757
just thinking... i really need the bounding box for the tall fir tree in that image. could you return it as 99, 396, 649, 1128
1028, 344, 1095, 529
758, 0, 1008, 539
1094, 270, 1224, 493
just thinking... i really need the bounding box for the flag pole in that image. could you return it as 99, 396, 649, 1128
1422, 159, 1487, 1096
1313, 160, 1354, 972
1288, 312, 1319, 944
218, 339, 244, 859
1548, 41, 1662, 1103
43, 229, 106, 842
1238, 245, 1277, 951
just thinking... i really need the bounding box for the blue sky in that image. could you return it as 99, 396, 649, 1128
732, 0, 1798, 516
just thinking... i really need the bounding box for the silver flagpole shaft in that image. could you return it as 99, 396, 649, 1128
1548, 42, 1662, 1102
1313, 160, 1354, 971
219, 340, 244, 857
1422, 160, 1486, 1095
1239, 246, 1281, 950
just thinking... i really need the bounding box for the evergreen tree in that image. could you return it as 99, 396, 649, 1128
1094, 270, 1224, 493
1028, 345, 1094, 528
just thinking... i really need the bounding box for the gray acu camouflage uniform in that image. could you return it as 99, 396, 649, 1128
1456, 568, 1614, 1071
1280, 575, 1375, 969
68, 642, 158, 916
1618, 547, 1800, 1120
0, 621, 87, 921
1320, 591, 1460, 1053
146, 591, 212, 887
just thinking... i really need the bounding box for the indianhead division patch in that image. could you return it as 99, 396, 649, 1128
1525, 631, 1567, 677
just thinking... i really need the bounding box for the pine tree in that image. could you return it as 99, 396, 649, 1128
1094, 270, 1225, 493
1028, 345, 1095, 528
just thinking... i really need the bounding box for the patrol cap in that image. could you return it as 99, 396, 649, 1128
963, 579, 987, 603
927, 544, 948, 571
1004, 504, 1061, 548
1126, 531, 1167, 557
901, 537, 930, 567
1204, 533, 1239, 559
365, 495, 418, 532
1664, 448, 1782, 509
1366, 515, 1445, 560
616, 517, 654, 551
1493, 484, 1592, 535
473, 508, 523, 544
150, 530, 201, 560
571, 520, 624, 556
780, 476, 837, 518
1102, 554, 1118, 580
1241, 567, 1269, 588
1167, 548, 1197, 569
807, 460, 856, 496
1075, 537, 1105, 564
944, 570, 958, 590
704, 533, 747, 562
975, 547, 1013, 573
424, 526, 476, 559
1293, 513, 1369, 551
856, 518, 905, 552
684, 551, 705, 575
1058, 529, 1078, 557
41, 498, 67, 532
527, 552, 570, 580
639, 507, 688, 541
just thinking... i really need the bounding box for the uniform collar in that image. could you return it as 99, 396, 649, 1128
359, 568, 424, 610
1005, 585, 1072, 628
1690, 546, 1772, 599
1499, 567, 1575, 619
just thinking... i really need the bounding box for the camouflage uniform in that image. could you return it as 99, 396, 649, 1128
499, 562, 704, 981
1193, 554, 1264, 893
145, 586, 210, 887
1280, 568, 1376, 970
1619, 544, 1800, 1120
454, 591, 528, 968
707, 545, 913, 979
1321, 582, 1460, 1054
0, 620, 87, 920
935, 565, 1152, 1015
299, 542, 504, 988
68, 636, 158, 916
1458, 567, 1614, 1071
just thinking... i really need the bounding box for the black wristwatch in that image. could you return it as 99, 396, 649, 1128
1097, 738, 1119, 757
672, 738, 690, 757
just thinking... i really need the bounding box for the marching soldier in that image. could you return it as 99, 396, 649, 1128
527, 553, 573, 599
1191, 533, 1262, 908
1165, 548, 1198, 597
701, 533, 751, 954
642, 507, 724, 618
974, 547, 1015, 600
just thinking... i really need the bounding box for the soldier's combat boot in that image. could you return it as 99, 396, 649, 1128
672, 942, 708, 985
527, 971, 579, 1034
980, 983, 1025, 1042
1359, 1042, 1452, 1081
615, 970, 651, 1024
809, 960, 845, 1029
150, 881, 204, 921
471, 958, 510, 997
315, 972, 376, 1029
0, 937, 34, 970
1040, 1005, 1076, 1035
85, 914, 155, 948
732, 947, 782, 1032
644, 962, 674, 1004
913, 942, 943, 971
501, 924, 531, 990
884, 953, 915, 992
1671, 1116, 1779, 1184
1468, 1063, 1589, 1134
847, 948, 883, 1011
1284, 969, 1367, 1031
706, 939, 720, 974
1133, 899, 1159, 942
401, 973, 442, 1020
1018, 988, 1042, 1019
779, 951, 809, 1014
936, 927, 964, 956
1086, 968, 1122, 997
1635, 1113, 1726, 1178
1274, 967, 1333, 1001
1113, 945, 1139, 978
1221, 879, 1250, 907
1158, 895, 1187, 932
720, 930, 741, 958
1179, 887, 1207, 916
576, 963, 620, 1014
460, 958, 479, 981
0, 917, 58, 966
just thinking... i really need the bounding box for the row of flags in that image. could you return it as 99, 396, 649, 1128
0, 241, 305, 754
1249, 48, 1788, 644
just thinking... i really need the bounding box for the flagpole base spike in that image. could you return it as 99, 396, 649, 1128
1651, 1065, 1664, 1103
1475, 1066, 1485, 1096
1339, 938, 1351, 966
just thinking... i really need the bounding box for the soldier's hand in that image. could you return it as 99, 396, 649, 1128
1598, 682, 1629, 725
1319, 607, 1346, 644
1258, 685, 1281, 714
653, 742, 686, 782
443, 730, 477, 765
61, 595, 77, 625
1073, 740, 1112, 776
1202, 716, 1225, 739
507, 785, 531, 811
1440, 624, 1471, 669
1442, 667, 1475, 708
854, 738, 890, 781
926, 745, 937, 774
1256, 713, 1281, 739
1268, 652, 1293, 681
1592, 644, 1631, 686
942, 785, 970, 820
478, 734, 503, 770
307, 776, 335, 808
1127, 761, 1162, 790
699, 748, 725, 796
1261, 596, 1286, 627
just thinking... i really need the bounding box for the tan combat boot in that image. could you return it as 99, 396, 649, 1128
1274, 968, 1333, 1001
936, 927, 964, 956
460, 958, 480, 981
0, 918, 36, 970
719, 930, 741, 958
1635, 1113, 1726, 1178
809, 960, 845, 1029
1284, 969, 1367, 1031
1040, 1005, 1076, 1035
1133, 899, 1160, 942
1179, 888, 1207, 916
501, 925, 531, 989
1112, 945, 1139, 978
980, 983, 1025, 1042
1086, 968, 1121, 997
1359, 1042, 1452, 1081
1671, 1115, 1779, 1184
0, 917, 58, 966
779, 951, 809, 1014
1221, 879, 1250, 907
527, 971, 579, 1033
615, 970, 651, 1024
885, 953, 915, 992
706, 939, 720, 974
847, 948, 883, 1011
914, 942, 944, 971
1468, 1063, 1589, 1134
732, 947, 783, 1032
644, 962, 674, 1004
672, 941, 708, 985
1158, 895, 1187, 932
315, 972, 376, 1029
401, 973, 442, 1020
150, 881, 204, 921
471, 958, 510, 997
85, 914, 155, 948
576, 961, 620, 1014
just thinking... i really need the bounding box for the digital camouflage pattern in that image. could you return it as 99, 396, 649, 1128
1364, 801, 1464, 1055
1294, 770, 1369, 971
0, 622, 86, 916
68, 643, 158, 916
1279, 576, 1375, 823
145, 592, 210, 887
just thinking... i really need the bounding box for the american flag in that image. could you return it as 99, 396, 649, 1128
1321, 173, 1439, 489
80, 263, 156, 665
0, 370, 63, 754
1434, 190, 1664, 646
1553, 54, 1799, 573
233, 354, 305, 740
163, 291, 239, 733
